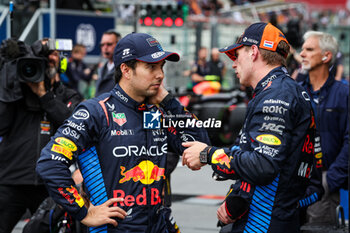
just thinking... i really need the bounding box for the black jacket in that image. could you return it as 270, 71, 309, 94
300, 75, 348, 192
0, 82, 82, 185
65, 59, 93, 91
95, 62, 115, 97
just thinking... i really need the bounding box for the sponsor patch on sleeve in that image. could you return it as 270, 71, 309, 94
55, 137, 77, 152
51, 144, 73, 160
73, 109, 90, 120
256, 134, 281, 145
58, 186, 85, 208
211, 149, 231, 168
66, 186, 85, 207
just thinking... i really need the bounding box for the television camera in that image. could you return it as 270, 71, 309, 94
0, 38, 72, 102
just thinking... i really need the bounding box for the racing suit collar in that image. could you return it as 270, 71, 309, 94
112, 84, 147, 110
253, 66, 287, 96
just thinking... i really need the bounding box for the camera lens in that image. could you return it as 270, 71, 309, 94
17, 57, 45, 83
21, 63, 37, 78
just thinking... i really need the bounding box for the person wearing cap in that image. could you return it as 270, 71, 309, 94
36, 32, 210, 232
182, 22, 323, 232
298, 31, 348, 225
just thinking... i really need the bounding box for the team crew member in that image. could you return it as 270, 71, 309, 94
95, 30, 121, 97
190, 46, 210, 86
299, 31, 349, 224
0, 39, 83, 233
182, 22, 323, 233
37, 32, 210, 232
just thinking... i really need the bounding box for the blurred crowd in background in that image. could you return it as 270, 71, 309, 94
0, 0, 349, 98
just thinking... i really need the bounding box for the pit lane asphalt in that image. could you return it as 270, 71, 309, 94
170, 163, 233, 233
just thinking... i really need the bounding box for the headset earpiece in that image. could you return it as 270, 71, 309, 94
59, 56, 68, 73
322, 57, 327, 61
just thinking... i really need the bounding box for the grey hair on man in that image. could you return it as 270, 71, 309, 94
303, 31, 338, 66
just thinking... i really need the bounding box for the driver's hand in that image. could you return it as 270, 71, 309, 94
148, 84, 169, 105
81, 198, 126, 227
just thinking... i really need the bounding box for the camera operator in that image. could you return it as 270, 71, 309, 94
0, 38, 83, 233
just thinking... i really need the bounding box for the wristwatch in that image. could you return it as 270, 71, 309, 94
199, 146, 212, 164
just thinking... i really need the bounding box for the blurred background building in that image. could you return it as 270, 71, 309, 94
0, 0, 349, 91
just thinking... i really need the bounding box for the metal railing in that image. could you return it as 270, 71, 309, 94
19, 8, 50, 41
0, 6, 9, 39
18, 8, 115, 43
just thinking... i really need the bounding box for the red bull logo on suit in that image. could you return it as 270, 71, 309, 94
119, 160, 165, 185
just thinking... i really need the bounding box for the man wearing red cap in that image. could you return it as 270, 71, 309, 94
182, 22, 323, 232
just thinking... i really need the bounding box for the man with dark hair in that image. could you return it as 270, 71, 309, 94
207, 47, 226, 84
190, 46, 210, 87
0, 39, 82, 233
64, 44, 93, 92
182, 22, 323, 232
95, 30, 122, 97
37, 32, 210, 232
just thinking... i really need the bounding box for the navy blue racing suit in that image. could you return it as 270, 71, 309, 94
208, 67, 324, 233
36, 84, 210, 232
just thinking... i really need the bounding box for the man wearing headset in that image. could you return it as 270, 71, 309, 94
298, 31, 349, 225
95, 30, 122, 97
